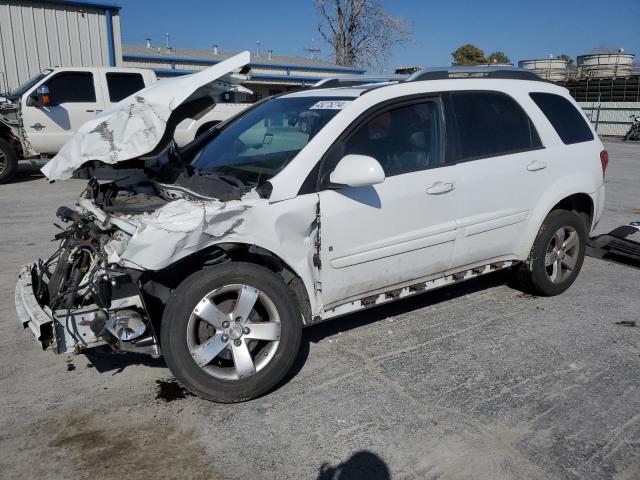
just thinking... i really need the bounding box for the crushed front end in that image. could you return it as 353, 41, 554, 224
15, 201, 160, 356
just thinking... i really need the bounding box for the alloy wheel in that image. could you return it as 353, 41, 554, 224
186, 284, 281, 380
545, 226, 579, 284
0, 150, 7, 175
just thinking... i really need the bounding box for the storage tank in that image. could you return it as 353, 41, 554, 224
518, 58, 569, 81
577, 52, 635, 79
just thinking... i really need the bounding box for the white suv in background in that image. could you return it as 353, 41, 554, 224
16, 55, 607, 402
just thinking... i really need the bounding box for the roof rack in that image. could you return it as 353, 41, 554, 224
406, 66, 544, 82
312, 75, 407, 89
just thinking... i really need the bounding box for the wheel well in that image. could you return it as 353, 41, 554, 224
550, 193, 594, 230
0, 122, 21, 156
140, 243, 312, 328
195, 121, 221, 138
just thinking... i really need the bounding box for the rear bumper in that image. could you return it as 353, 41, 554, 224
591, 184, 606, 233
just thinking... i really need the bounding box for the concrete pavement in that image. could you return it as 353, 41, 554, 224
0, 141, 638, 480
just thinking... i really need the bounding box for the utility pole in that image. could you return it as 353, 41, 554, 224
304, 38, 321, 61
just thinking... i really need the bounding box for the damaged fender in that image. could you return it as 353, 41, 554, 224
107, 194, 322, 317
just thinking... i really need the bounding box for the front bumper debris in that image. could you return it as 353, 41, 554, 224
15, 263, 108, 354
588, 222, 640, 269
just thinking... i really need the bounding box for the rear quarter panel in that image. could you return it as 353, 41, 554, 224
513, 87, 605, 258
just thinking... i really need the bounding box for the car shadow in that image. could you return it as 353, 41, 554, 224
305, 269, 511, 343
84, 345, 166, 375
10, 163, 47, 184
82, 270, 513, 388
277, 270, 512, 390
317, 451, 391, 480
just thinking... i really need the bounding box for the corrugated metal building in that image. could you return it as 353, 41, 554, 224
0, 0, 122, 92
122, 43, 366, 100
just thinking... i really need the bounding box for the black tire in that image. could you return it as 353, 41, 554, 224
514, 209, 587, 296
0, 138, 18, 184
161, 262, 302, 402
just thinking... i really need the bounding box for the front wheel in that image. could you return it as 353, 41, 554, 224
161, 262, 302, 402
514, 209, 587, 296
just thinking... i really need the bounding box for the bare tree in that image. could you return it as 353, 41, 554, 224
316, 0, 412, 68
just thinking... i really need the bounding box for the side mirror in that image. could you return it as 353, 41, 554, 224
29, 85, 50, 107
329, 154, 385, 188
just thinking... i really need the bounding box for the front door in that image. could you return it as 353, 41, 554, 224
22, 71, 103, 154
318, 98, 459, 308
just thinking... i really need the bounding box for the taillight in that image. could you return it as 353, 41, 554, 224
600, 150, 609, 176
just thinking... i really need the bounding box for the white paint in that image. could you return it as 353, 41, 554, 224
96, 194, 320, 316
16, 67, 156, 155
173, 102, 252, 146
41, 52, 251, 180
65, 75, 606, 321
329, 154, 385, 187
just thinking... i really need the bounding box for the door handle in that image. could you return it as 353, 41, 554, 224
86, 109, 95, 113
30, 123, 45, 131
427, 181, 455, 195
527, 160, 547, 172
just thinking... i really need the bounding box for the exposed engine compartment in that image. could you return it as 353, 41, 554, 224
28, 200, 161, 355
27, 159, 255, 355
78, 144, 249, 216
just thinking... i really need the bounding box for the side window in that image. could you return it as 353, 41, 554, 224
343, 100, 444, 177
450, 91, 542, 161
44, 72, 96, 104
106, 73, 145, 102
529, 92, 594, 145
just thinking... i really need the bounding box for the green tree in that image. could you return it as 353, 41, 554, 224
557, 54, 574, 65
451, 44, 486, 65
487, 51, 511, 65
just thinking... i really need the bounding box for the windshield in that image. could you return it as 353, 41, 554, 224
8, 70, 52, 99
190, 96, 353, 188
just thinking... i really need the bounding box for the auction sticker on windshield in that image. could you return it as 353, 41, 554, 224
309, 100, 352, 110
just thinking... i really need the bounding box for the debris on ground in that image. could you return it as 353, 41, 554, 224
615, 320, 637, 327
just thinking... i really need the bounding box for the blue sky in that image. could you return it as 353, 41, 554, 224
119, 0, 640, 71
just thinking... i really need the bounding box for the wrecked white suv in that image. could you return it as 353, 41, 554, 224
16, 52, 607, 402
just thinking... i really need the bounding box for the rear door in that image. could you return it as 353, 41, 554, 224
318, 97, 460, 307
446, 90, 549, 268
22, 71, 104, 154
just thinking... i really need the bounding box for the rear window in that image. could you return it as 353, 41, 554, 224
106, 73, 145, 102
450, 91, 542, 161
529, 92, 594, 144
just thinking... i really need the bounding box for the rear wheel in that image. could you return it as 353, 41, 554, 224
161, 262, 302, 402
515, 209, 587, 296
0, 138, 18, 184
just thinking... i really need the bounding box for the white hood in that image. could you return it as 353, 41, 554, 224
42, 51, 251, 181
